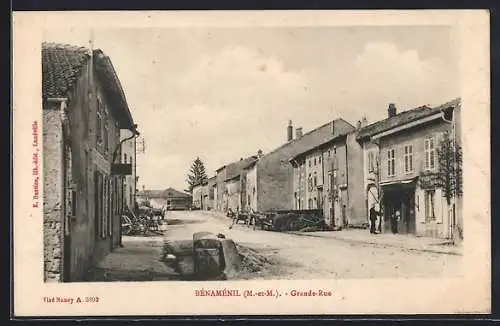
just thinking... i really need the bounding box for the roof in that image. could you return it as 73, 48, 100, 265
356, 98, 461, 141
137, 188, 191, 198
136, 190, 165, 198
163, 187, 192, 198
262, 118, 356, 163
224, 156, 258, 180
42, 42, 135, 129
243, 159, 258, 170
289, 131, 350, 162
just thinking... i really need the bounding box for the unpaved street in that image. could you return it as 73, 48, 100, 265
162, 210, 462, 280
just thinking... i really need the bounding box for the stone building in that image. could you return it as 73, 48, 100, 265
356, 99, 462, 239
42, 42, 137, 282
192, 182, 209, 210
244, 119, 356, 213
214, 156, 258, 212
136, 187, 192, 210
288, 125, 364, 228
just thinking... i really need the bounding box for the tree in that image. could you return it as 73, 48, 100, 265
186, 157, 208, 194
367, 145, 384, 232
436, 131, 463, 204
436, 131, 463, 242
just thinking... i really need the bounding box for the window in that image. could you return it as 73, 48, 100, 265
425, 190, 436, 222
313, 172, 317, 187
368, 151, 375, 173
319, 156, 321, 164
333, 147, 337, 154
387, 149, 396, 176
124, 154, 128, 164
96, 111, 103, 143
327, 172, 332, 191
308, 199, 312, 209
424, 137, 435, 170
103, 125, 109, 152
314, 157, 317, 166
404, 145, 413, 173
313, 198, 317, 209
328, 150, 331, 157
71, 190, 77, 218
308, 159, 311, 167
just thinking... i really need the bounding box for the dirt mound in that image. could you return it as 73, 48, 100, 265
236, 244, 278, 273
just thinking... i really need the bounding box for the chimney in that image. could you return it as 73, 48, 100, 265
296, 127, 303, 139
356, 120, 362, 129
361, 116, 368, 127
287, 120, 293, 141
388, 103, 397, 118
331, 120, 335, 135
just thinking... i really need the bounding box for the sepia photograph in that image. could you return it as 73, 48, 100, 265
13, 10, 490, 316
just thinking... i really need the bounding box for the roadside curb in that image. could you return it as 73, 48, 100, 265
286, 231, 463, 256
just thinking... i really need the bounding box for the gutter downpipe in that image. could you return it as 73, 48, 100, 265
441, 109, 456, 241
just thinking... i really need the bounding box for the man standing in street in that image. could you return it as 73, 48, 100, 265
369, 204, 379, 234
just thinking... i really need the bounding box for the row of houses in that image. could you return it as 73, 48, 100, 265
193, 99, 463, 241
42, 42, 138, 282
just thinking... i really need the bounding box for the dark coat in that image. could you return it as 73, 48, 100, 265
369, 207, 379, 222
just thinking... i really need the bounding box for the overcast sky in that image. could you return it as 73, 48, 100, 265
43, 26, 460, 192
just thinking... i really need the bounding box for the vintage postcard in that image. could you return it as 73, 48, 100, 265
12, 10, 490, 316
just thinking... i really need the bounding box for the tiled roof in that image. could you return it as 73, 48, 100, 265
42, 42, 135, 129
262, 118, 356, 162
224, 156, 258, 181
356, 98, 461, 141
42, 42, 91, 98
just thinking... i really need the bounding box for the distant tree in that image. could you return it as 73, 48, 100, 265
186, 157, 208, 194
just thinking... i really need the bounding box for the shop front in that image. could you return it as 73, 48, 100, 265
380, 178, 417, 235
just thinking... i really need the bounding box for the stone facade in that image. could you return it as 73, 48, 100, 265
290, 132, 365, 228
252, 119, 355, 213
192, 184, 209, 209
225, 177, 240, 212
357, 99, 462, 239
42, 43, 136, 282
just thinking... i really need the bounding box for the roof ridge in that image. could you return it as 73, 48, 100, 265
260, 117, 353, 158
359, 105, 432, 131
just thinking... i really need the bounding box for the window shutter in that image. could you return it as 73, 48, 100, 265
416, 190, 426, 224
108, 178, 112, 236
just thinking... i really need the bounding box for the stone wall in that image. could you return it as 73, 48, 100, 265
346, 132, 366, 227
43, 109, 64, 282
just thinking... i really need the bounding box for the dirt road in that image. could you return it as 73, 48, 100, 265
162, 210, 462, 280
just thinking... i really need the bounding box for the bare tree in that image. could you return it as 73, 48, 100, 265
366, 142, 384, 232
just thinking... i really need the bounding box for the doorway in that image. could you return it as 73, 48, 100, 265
382, 185, 416, 234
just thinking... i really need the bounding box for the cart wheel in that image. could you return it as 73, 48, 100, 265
122, 225, 132, 236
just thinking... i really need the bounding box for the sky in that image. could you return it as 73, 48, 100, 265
43, 26, 460, 192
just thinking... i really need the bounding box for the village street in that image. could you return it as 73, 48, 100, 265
90, 210, 463, 281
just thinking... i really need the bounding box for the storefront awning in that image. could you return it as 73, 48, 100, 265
380, 178, 417, 192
